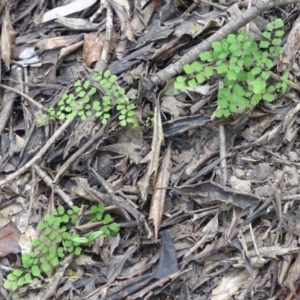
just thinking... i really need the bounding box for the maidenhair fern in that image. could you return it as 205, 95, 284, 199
4, 204, 120, 291
37, 70, 137, 127
174, 18, 288, 118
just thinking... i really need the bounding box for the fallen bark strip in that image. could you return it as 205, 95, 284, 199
150, 0, 300, 86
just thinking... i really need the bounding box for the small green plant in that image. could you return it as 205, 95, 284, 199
4, 205, 120, 291
174, 18, 287, 117
37, 70, 137, 126
145, 111, 154, 126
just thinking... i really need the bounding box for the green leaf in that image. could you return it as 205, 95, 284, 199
174, 82, 185, 90
51, 257, 60, 267
253, 77, 266, 93
183, 64, 194, 75
31, 265, 41, 276
7, 274, 17, 281
267, 23, 274, 31
204, 66, 213, 77
242, 41, 252, 49
83, 96, 90, 103
265, 59, 274, 68
196, 73, 205, 84
281, 82, 288, 93
83, 81, 90, 89
212, 41, 222, 52
89, 87, 97, 95
272, 38, 281, 46
221, 40, 229, 50
217, 99, 228, 109
72, 237, 89, 244
66, 113, 76, 120
232, 49, 243, 57
261, 71, 270, 79
251, 67, 261, 76
17, 277, 25, 286
88, 230, 104, 241
227, 34, 236, 44
262, 93, 275, 102
229, 44, 240, 52
32, 239, 39, 247
263, 32, 271, 39
251, 94, 261, 105
191, 61, 203, 72
229, 103, 237, 112
215, 109, 223, 118
229, 56, 237, 64
38, 222, 46, 230
238, 98, 249, 109
4, 281, 12, 290
199, 51, 213, 62
188, 79, 197, 88
78, 91, 86, 97
233, 84, 245, 97
218, 51, 230, 59
237, 33, 245, 42
223, 109, 231, 117
109, 75, 118, 83
217, 63, 228, 74
8, 269, 23, 280
227, 70, 236, 80
267, 86, 275, 93
103, 214, 112, 224
58, 206, 64, 215
118, 88, 125, 95
236, 71, 248, 81
176, 76, 186, 83
127, 103, 135, 110
223, 77, 234, 87
275, 19, 284, 28
42, 262, 51, 272
109, 223, 120, 234
219, 88, 231, 98
74, 80, 81, 87
275, 47, 284, 55
260, 41, 270, 48
243, 55, 253, 68
275, 30, 284, 37
119, 120, 127, 126
104, 70, 111, 78
75, 247, 82, 255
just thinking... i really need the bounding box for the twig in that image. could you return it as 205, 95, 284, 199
219, 124, 227, 185
0, 83, 47, 110
34, 165, 74, 207
54, 125, 105, 182
0, 120, 72, 187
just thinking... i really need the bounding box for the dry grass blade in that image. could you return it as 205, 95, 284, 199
149, 145, 171, 239
138, 105, 164, 201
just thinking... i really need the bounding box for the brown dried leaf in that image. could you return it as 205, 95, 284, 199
170, 181, 260, 209
0, 221, 21, 257
83, 32, 105, 68
1, 6, 17, 69
211, 269, 250, 300
149, 145, 172, 239
138, 106, 164, 201
108, 0, 137, 44
34, 34, 83, 54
